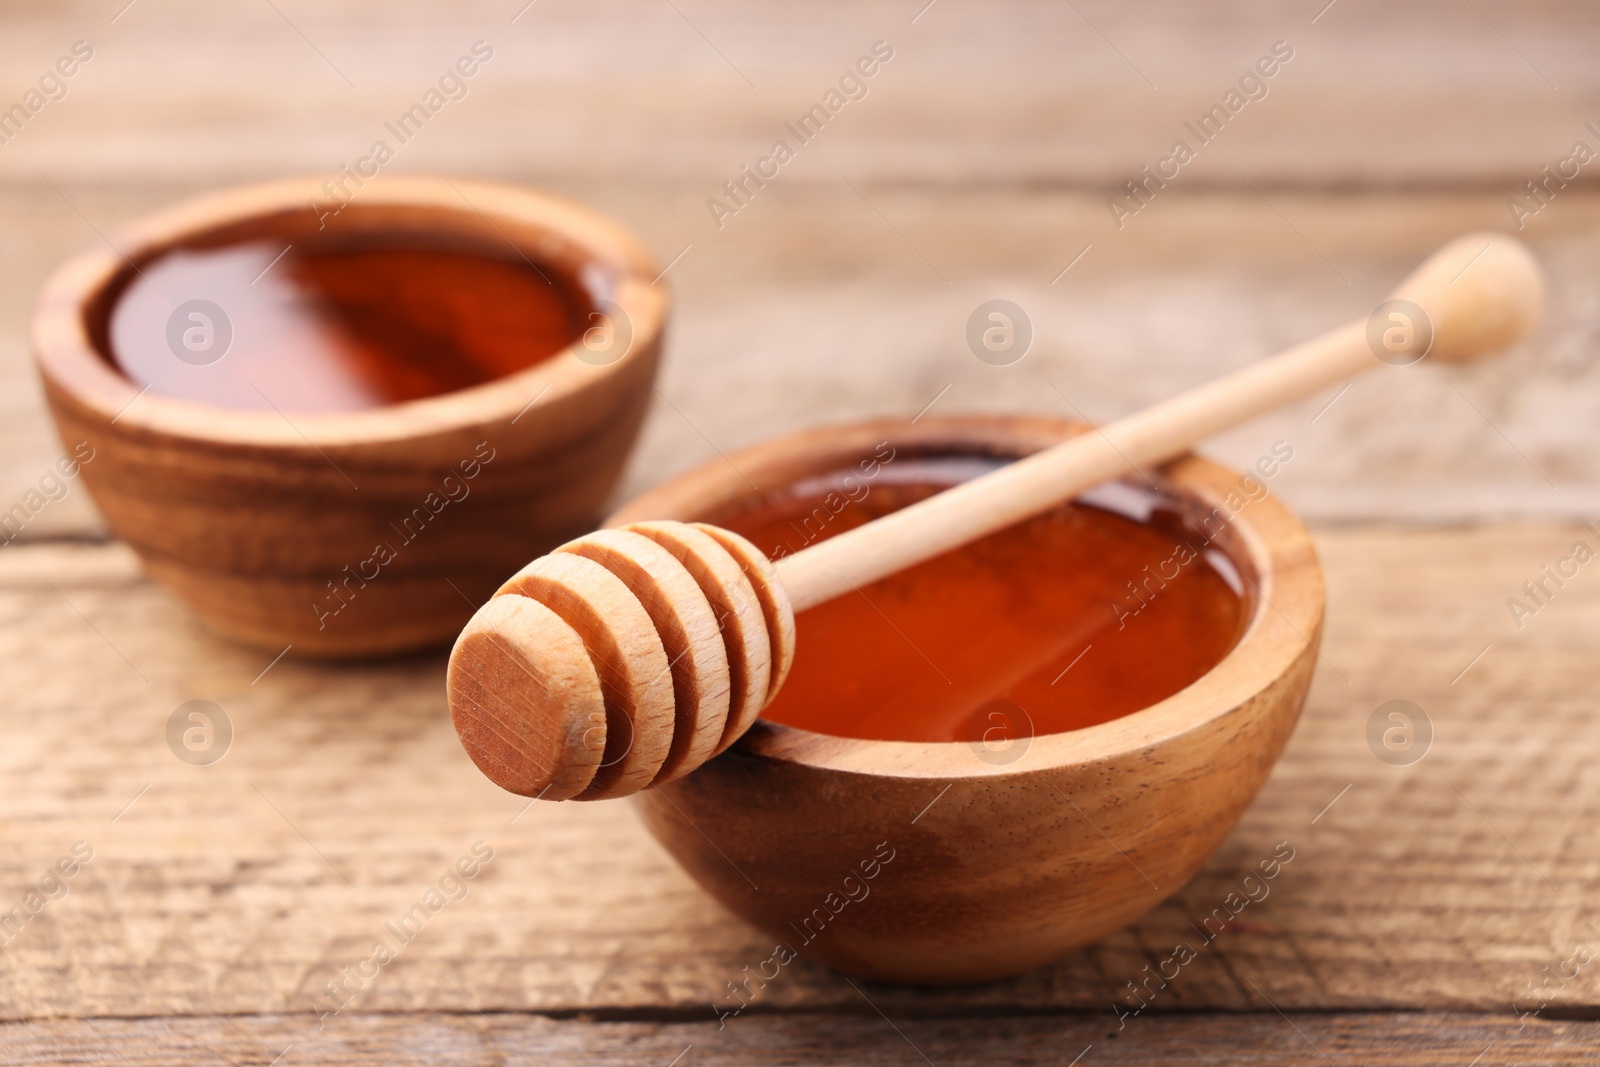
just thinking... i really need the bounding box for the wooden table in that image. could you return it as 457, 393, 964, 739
3, 2, 1599, 1062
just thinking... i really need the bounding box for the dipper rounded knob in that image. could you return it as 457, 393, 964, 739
1386, 232, 1544, 364
448, 521, 795, 801
448, 232, 1544, 801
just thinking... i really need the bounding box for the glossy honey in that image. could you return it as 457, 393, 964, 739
722, 458, 1250, 744
107, 240, 584, 412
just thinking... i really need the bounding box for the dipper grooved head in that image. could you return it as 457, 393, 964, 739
447, 520, 795, 800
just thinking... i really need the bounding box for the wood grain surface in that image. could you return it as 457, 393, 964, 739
0, 525, 1596, 1028
2, 1, 1600, 537
3, 0, 1598, 1061
2, 1011, 1597, 1066
0, 0, 1595, 188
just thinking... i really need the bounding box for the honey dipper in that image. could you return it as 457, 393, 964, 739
448, 232, 1543, 801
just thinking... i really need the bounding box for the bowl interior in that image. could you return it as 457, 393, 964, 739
705, 452, 1260, 745
608, 416, 1316, 780
83, 201, 604, 413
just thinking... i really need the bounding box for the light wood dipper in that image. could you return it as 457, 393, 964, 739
448, 233, 1543, 800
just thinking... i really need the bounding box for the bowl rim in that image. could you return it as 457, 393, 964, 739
607, 413, 1324, 782
30, 174, 666, 449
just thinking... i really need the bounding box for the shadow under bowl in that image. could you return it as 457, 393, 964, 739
607, 414, 1323, 985
31, 176, 666, 658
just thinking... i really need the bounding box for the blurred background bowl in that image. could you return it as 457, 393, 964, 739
32, 176, 666, 657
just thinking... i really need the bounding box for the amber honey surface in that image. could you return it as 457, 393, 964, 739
720, 457, 1251, 745
107, 240, 584, 412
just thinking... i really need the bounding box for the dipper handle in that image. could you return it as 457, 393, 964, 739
448, 232, 1542, 801
775, 232, 1543, 610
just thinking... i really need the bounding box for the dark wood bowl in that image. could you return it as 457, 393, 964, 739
607, 415, 1323, 984
31, 176, 665, 658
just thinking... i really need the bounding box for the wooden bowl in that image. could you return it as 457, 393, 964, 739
608, 415, 1323, 985
31, 176, 665, 658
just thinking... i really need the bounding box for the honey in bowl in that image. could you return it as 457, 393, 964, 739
106, 239, 587, 412
718, 456, 1252, 745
